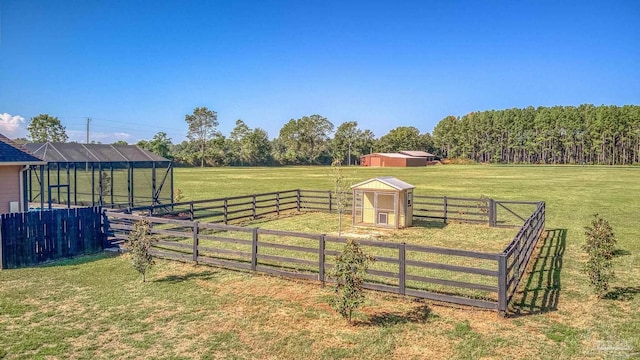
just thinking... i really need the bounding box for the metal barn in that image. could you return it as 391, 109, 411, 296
359, 153, 427, 167
24, 143, 173, 209
351, 176, 415, 229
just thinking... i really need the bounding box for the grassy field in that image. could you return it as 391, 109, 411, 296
2, 165, 639, 359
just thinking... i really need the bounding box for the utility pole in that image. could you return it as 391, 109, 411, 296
86, 117, 91, 144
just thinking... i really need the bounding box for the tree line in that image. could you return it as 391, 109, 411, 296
20, 104, 640, 166
21, 110, 435, 166
170, 110, 435, 166
433, 104, 640, 165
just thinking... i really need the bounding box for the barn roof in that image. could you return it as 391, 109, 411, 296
399, 150, 435, 157
351, 176, 415, 191
24, 142, 170, 163
0, 133, 46, 165
368, 153, 416, 158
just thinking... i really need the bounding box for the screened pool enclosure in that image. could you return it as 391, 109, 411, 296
24, 143, 173, 209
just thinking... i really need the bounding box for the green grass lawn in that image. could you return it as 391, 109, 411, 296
149, 211, 515, 301
2, 165, 639, 359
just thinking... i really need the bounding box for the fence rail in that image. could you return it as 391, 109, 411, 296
1, 207, 103, 269
105, 197, 545, 314
123, 190, 528, 229
126, 189, 300, 224
3, 187, 545, 315
499, 201, 546, 313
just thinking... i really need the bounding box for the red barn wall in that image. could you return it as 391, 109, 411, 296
361, 154, 427, 167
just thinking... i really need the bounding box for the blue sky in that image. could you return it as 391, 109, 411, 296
1, 0, 638, 143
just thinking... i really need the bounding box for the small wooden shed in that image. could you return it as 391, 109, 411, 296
351, 176, 415, 229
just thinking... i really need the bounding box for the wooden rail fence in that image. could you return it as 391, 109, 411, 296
105, 195, 545, 315
1, 188, 545, 315
106, 211, 502, 310
125, 190, 529, 229
499, 201, 546, 311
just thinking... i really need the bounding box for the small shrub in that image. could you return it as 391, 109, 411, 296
582, 214, 616, 297
99, 171, 111, 197
330, 239, 374, 323
174, 188, 185, 203
124, 219, 156, 282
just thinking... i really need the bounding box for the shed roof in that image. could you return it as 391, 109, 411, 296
24, 142, 170, 163
0, 133, 46, 165
399, 150, 435, 157
351, 176, 415, 191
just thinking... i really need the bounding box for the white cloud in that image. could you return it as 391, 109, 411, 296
0, 113, 26, 135
67, 130, 132, 143
113, 132, 132, 139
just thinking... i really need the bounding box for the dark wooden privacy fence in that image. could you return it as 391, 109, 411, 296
0, 207, 103, 269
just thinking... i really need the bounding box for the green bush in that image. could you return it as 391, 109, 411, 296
330, 239, 374, 323
582, 214, 616, 297
173, 188, 185, 203
124, 219, 156, 282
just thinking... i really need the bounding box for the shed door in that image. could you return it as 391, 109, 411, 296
375, 193, 396, 227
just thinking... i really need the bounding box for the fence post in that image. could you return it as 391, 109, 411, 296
328, 191, 333, 213
296, 190, 301, 212
319, 235, 326, 286
223, 199, 228, 224
0, 216, 4, 269
189, 201, 194, 221
276, 192, 280, 215
192, 221, 199, 263
498, 254, 508, 317
252, 195, 257, 219
251, 228, 258, 271
443, 196, 448, 224
399, 243, 406, 295
488, 199, 496, 227
100, 208, 108, 249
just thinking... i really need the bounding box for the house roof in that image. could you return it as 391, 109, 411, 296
23, 142, 170, 163
351, 176, 416, 191
0, 133, 46, 165
399, 150, 435, 157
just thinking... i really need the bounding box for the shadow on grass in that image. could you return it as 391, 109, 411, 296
510, 228, 566, 316
35, 251, 119, 268
360, 304, 434, 327
604, 286, 640, 301
412, 219, 448, 230
153, 270, 218, 283
612, 248, 631, 257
